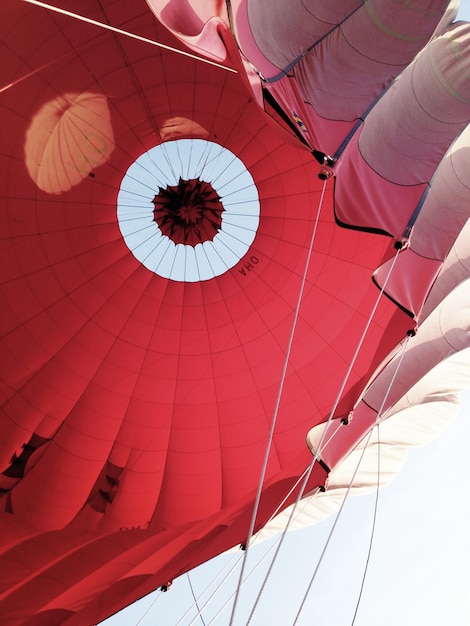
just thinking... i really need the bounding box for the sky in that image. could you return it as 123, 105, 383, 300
100, 4, 470, 625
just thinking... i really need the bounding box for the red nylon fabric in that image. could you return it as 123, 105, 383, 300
0, 1, 447, 623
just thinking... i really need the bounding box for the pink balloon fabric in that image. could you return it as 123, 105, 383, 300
0, 0, 469, 623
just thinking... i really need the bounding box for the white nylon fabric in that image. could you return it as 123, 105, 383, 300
255, 376, 462, 542
421, 219, 470, 318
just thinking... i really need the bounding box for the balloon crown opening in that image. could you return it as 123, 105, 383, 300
152, 177, 224, 246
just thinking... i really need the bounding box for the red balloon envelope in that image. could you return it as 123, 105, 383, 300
1, 1, 469, 624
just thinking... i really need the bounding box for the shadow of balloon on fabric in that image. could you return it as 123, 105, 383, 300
24, 92, 115, 194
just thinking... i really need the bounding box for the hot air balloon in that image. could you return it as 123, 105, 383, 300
1, 1, 469, 624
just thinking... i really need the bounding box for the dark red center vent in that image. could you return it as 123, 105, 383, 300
152, 177, 224, 246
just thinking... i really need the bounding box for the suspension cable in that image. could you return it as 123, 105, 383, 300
20, 0, 237, 73
176, 553, 241, 626
186, 573, 206, 626
293, 331, 413, 625
205, 484, 325, 626
245, 431, 347, 625
247, 244, 403, 623
183, 453, 325, 624
183, 438, 334, 625
206, 527, 294, 626
349, 332, 413, 625
350, 423, 381, 626
135, 589, 162, 626
228, 178, 328, 625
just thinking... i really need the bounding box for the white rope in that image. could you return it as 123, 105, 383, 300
293, 331, 412, 625
246, 485, 316, 624
244, 425, 344, 625
186, 572, 207, 626
174, 413, 341, 625
247, 244, 403, 624
206, 530, 291, 626
204, 484, 324, 626
349, 332, 412, 625
350, 421, 381, 626
20, 0, 237, 73
228, 178, 329, 625
181, 446, 329, 625
181, 467, 314, 625
134, 589, 162, 625
0, 54, 74, 93
176, 552, 241, 626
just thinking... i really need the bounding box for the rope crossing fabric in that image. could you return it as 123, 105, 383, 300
228, 177, 329, 625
